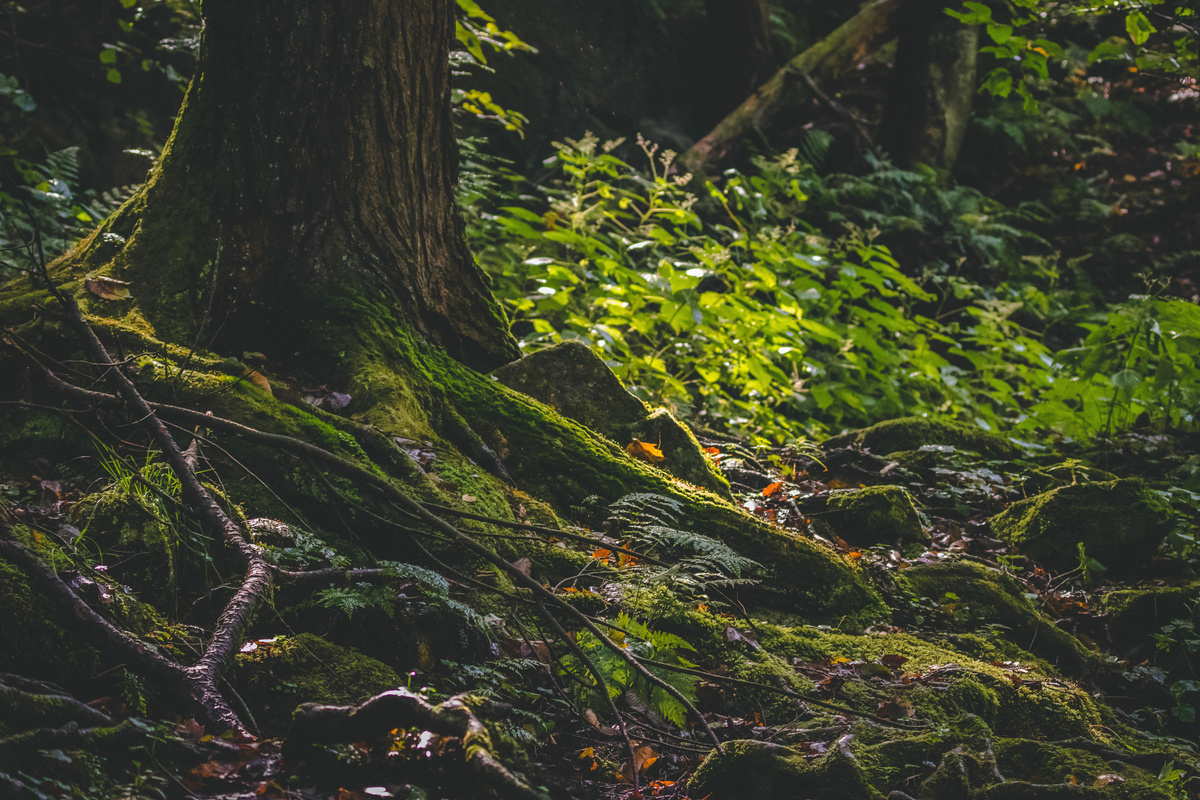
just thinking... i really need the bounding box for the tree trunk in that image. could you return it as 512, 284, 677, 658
680, 0, 902, 175
61, 0, 518, 373
703, 0, 773, 119
882, 0, 979, 170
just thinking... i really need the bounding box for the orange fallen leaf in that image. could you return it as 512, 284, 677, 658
592, 548, 612, 561
626, 439, 665, 464
761, 481, 783, 497
242, 367, 271, 395
847, 550, 863, 560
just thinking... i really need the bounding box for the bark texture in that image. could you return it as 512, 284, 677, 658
882, 0, 979, 170
704, 0, 773, 118
63, 0, 518, 372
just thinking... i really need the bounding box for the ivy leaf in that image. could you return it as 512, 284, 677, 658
1125, 11, 1155, 45
1110, 368, 1143, 393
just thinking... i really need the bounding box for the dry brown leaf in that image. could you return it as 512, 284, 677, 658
85, 276, 132, 301
1094, 774, 1125, 786
625, 439, 665, 464
242, 367, 271, 395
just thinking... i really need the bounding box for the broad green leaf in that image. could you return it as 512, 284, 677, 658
1126, 10, 1156, 45
986, 23, 1012, 44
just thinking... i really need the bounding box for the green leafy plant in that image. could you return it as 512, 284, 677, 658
559, 611, 698, 727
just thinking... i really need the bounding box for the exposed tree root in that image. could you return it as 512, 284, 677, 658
1, 281, 726, 797
24, 351, 728, 754
284, 688, 546, 800
0, 673, 113, 730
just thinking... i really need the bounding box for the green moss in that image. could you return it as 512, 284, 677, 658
233, 633, 402, 734
0, 558, 104, 691
804, 485, 929, 547
79, 487, 179, 611
898, 560, 1101, 678
1099, 581, 1200, 647
492, 340, 731, 496
989, 479, 1173, 576
689, 737, 883, 800
823, 417, 1020, 459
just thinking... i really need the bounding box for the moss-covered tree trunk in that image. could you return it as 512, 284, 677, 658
881, 0, 979, 171
62, 0, 518, 373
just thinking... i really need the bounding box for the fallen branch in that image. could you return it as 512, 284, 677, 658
32, 364, 728, 753
679, 0, 901, 174
0, 524, 240, 729
284, 688, 546, 800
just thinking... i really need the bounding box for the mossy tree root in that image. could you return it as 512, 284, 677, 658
33, 361, 729, 755
26, 296, 274, 735
284, 688, 547, 800
0, 673, 114, 730
0, 525, 220, 722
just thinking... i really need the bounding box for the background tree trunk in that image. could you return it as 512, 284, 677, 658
881, 0, 979, 171
703, 0, 773, 119
63, 0, 518, 372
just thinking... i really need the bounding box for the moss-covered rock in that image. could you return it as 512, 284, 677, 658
898, 560, 1101, 679
989, 479, 1173, 577
802, 485, 929, 547
492, 340, 730, 496
0, 558, 105, 692
78, 486, 179, 611
823, 417, 1020, 459
689, 737, 882, 800
1098, 580, 1200, 649
232, 633, 402, 734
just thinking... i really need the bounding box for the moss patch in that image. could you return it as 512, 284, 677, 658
492, 340, 731, 496
232, 633, 402, 734
898, 560, 1102, 679
989, 479, 1173, 576
0, 558, 105, 692
823, 417, 1020, 459
804, 485, 930, 547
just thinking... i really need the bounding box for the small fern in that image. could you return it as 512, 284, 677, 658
605, 494, 761, 594
559, 611, 698, 727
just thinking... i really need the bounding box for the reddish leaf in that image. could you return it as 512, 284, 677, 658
85, 276, 132, 301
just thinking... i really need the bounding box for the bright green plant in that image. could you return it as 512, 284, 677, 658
1031, 294, 1200, 436
559, 611, 698, 727
452, 0, 534, 136
473, 133, 1090, 441
1, 147, 137, 281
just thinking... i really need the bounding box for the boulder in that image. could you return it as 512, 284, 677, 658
493, 341, 730, 496
989, 479, 1172, 576
823, 417, 1020, 460
802, 485, 929, 547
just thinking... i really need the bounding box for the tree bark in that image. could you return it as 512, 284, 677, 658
881, 0, 979, 170
61, 0, 518, 372
703, 0, 773, 119
680, 0, 903, 175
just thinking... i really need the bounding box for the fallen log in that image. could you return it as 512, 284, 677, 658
680, 0, 902, 175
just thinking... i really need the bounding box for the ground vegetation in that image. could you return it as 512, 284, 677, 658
0, 1, 1198, 799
